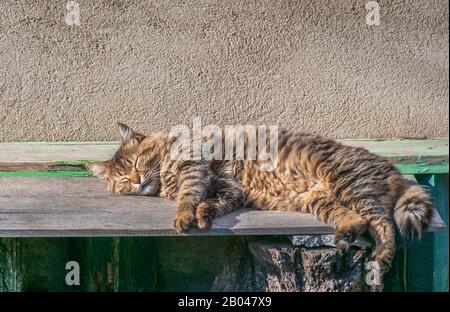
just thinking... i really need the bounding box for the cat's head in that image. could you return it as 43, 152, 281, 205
86, 123, 159, 195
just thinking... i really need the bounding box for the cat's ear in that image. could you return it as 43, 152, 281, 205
86, 162, 111, 180
118, 122, 137, 143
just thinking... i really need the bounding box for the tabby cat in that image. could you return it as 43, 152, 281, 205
87, 123, 433, 280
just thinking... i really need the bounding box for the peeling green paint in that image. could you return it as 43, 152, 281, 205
394, 163, 449, 175
53, 160, 92, 166
0, 170, 91, 177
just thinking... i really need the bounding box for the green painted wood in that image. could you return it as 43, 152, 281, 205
384, 249, 408, 292
405, 174, 434, 292
407, 232, 435, 291
0, 238, 84, 292
0, 139, 448, 175
341, 139, 448, 163
80, 237, 119, 291
394, 163, 449, 175
0, 139, 447, 163
431, 174, 449, 291
20, 238, 74, 291
0, 170, 90, 177
381, 174, 449, 292
405, 174, 449, 292
62, 237, 158, 291
0, 238, 22, 291
155, 236, 231, 291
118, 238, 158, 291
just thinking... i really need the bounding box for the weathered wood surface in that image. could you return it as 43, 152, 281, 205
211, 238, 372, 292
0, 177, 445, 237
0, 177, 331, 237
0, 139, 448, 175
0, 142, 118, 164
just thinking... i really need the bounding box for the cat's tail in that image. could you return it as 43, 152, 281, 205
393, 180, 433, 242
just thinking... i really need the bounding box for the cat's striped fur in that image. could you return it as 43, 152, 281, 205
87, 123, 433, 282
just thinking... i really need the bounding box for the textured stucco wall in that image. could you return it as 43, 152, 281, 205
0, 0, 448, 141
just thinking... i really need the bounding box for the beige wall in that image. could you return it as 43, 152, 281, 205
0, 0, 448, 141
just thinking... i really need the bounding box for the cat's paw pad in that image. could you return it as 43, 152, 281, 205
173, 211, 195, 234
195, 202, 214, 231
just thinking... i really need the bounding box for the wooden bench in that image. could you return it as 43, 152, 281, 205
0, 140, 448, 291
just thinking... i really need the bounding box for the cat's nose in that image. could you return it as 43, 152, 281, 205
129, 171, 140, 184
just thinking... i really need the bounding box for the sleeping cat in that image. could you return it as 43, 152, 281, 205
87, 123, 433, 278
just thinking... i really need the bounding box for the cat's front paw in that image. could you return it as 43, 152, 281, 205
195, 202, 214, 231
173, 210, 195, 234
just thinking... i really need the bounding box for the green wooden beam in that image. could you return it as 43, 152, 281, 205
0, 139, 448, 163
0, 140, 448, 176
404, 174, 449, 292
0, 238, 22, 291
430, 174, 449, 291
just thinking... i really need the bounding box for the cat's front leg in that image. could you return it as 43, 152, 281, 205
173, 200, 196, 234
195, 176, 244, 230
172, 162, 211, 233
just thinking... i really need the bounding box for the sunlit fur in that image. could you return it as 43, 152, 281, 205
87, 123, 434, 289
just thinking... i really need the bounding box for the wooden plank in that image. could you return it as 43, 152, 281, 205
0, 170, 90, 177
0, 177, 332, 237
407, 174, 449, 292
341, 139, 448, 164
0, 139, 448, 175
0, 140, 447, 164
0, 142, 118, 164
431, 174, 449, 292
0, 177, 445, 237
0, 238, 22, 291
